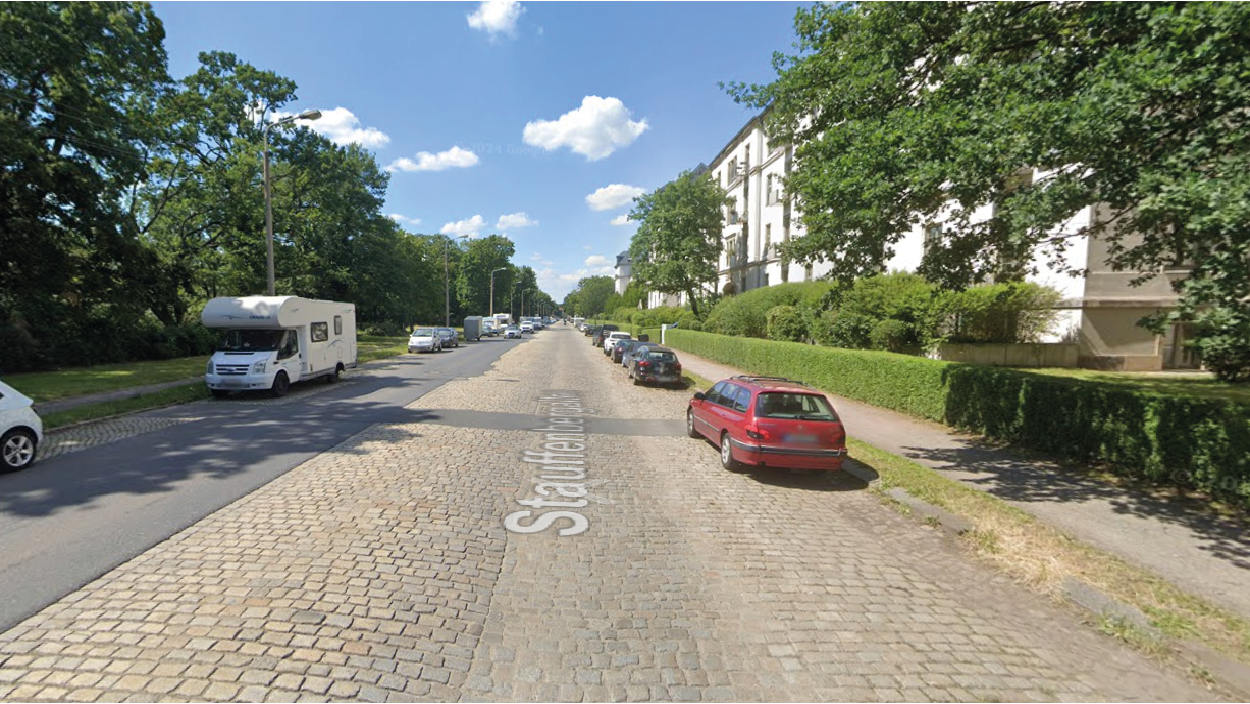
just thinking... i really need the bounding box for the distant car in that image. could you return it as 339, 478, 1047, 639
585, 325, 600, 338
505, 325, 522, 339
408, 328, 443, 353
483, 321, 498, 336
520, 320, 534, 333
592, 324, 619, 347
0, 379, 42, 471
687, 375, 847, 473
436, 328, 460, 348
627, 345, 683, 387
603, 331, 632, 355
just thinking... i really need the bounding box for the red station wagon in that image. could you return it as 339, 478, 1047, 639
686, 376, 847, 472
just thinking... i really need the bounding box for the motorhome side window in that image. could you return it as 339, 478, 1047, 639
333, 316, 342, 336
311, 322, 329, 342
278, 331, 299, 359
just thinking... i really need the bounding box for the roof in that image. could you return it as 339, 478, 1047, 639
728, 376, 816, 393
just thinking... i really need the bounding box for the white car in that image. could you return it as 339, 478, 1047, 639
0, 379, 42, 471
520, 321, 534, 333
408, 328, 443, 353
504, 325, 522, 339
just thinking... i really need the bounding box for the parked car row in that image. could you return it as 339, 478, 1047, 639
407, 327, 462, 353
597, 331, 687, 388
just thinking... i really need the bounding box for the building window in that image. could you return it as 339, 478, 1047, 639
333, 316, 343, 336
764, 224, 772, 259
311, 322, 329, 342
924, 223, 943, 253
804, 264, 813, 282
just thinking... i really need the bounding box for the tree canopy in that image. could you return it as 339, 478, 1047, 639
628, 170, 730, 317
0, 3, 552, 371
726, 1, 1250, 379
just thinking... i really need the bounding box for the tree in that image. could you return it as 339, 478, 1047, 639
567, 275, 614, 318
726, 2, 1250, 380
628, 170, 729, 318
0, 2, 171, 369
456, 235, 515, 316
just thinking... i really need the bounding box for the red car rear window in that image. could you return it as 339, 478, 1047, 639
755, 392, 839, 421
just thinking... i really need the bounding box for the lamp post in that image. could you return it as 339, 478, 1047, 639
444, 234, 469, 327
521, 288, 534, 319
489, 267, 508, 318
263, 108, 321, 296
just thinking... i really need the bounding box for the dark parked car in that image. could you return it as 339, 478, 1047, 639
586, 325, 601, 338
613, 339, 641, 365
627, 345, 683, 387
435, 328, 460, 348
686, 375, 847, 472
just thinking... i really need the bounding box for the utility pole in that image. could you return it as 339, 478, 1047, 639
489, 267, 507, 318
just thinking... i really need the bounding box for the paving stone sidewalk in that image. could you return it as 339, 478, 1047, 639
0, 329, 1216, 702
671, 348, 1250, 619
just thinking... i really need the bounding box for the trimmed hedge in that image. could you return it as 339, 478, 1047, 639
666, 329, 1250, 507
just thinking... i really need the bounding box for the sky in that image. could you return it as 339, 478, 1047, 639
153, 1, 805, 301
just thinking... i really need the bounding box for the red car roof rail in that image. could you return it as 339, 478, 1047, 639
732, 375, 813, 388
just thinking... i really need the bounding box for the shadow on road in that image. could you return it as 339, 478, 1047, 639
0, 401, 444, 519
897, 441, 1250, 571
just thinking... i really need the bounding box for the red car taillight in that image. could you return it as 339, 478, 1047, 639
638, 361, 652, 369
745, 424, 771, 441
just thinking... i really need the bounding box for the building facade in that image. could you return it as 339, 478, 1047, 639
613, 251, 631, 296
708, 117, 834, 297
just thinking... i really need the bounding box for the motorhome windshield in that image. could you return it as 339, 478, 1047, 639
218, 329, 284, 352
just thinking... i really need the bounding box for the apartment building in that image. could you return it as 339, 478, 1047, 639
709, 116, 834, 297
632, 109, 1188, 369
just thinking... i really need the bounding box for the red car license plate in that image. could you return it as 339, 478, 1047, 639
784, 433, 818, 443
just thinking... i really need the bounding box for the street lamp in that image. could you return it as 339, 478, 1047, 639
489, 267, 508, 318
521, 288, 535, 318
263, 108, 321, 296
445, 234, 470, 327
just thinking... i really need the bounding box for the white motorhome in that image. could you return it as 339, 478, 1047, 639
201, 296, 357, 398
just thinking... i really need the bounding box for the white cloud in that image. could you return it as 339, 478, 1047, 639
278, 107, 389, 148
440, 215, 486, 237
585, 255, 611, 268
388, 214, 422, 226
468, 0, 523, 38
583, 245, 592, 251
610, 214, 631, 226
497, 212, 537, 229
523, 96, 648, 161
386, 146, 479, 173
585, 184, 645, 211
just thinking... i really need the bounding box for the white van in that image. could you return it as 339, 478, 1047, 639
201, 296, 357, 398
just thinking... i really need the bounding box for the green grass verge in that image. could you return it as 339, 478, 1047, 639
6, 356, 210, 403
42, 383, 212, 430
848, 437, 1250, 665
358, 335, 409, 363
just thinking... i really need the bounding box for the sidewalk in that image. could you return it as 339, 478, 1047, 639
676, 350, 1250, 620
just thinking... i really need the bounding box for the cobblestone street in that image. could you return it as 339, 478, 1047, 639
0, 329, 1214, 702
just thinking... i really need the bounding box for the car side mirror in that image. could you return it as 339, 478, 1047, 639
692, 392, 706, 401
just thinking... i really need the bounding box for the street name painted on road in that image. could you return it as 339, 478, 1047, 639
503, 392, 611, 536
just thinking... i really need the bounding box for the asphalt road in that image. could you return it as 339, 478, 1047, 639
0, 335, 524, 633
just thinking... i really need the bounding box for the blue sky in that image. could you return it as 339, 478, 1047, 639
154, 1, 804, 300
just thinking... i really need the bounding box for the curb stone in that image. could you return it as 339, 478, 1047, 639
1061, 577, 1163, 640
885, 486, 975, 535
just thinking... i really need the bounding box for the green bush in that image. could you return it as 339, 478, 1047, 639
665, 329, 1250, 508
869, 319, 917, 353
705, 281, 836, 338
766, 305, 807, 342
826, 310, 874, 349
936, 282, 1063, 344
